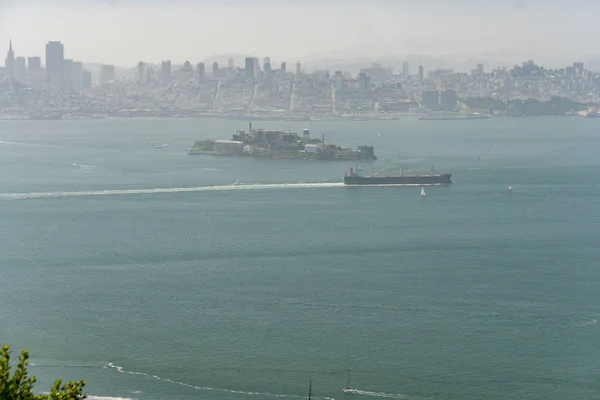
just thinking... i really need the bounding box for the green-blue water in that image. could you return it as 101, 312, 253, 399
1, 117, 599, 400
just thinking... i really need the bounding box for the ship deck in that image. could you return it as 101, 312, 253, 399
353, 174, 450, 178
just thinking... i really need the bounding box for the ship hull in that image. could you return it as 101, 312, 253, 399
344, 174, 452, 185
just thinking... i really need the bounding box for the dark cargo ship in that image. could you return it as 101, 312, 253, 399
343, 167, 452, 185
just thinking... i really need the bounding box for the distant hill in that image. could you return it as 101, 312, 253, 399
583, 55, 600, 71
298, 50, 486, 74
298, 55, 476, 75
301, 50, 586, 74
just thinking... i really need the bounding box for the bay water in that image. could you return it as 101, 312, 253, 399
1, 117, 599, 400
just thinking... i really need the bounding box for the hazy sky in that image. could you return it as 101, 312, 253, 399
0, 0, 599, 67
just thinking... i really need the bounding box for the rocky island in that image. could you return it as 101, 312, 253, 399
188, 124, 377, 161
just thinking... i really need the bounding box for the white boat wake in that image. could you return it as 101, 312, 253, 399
0, 181, 447, 200
347, 389, 432, 400
0, 182, 345, 200
105, 362, 335, 400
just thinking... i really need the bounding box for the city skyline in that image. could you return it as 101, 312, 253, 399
1, 29, 598, 123
1, 38, 599, 77
1, 0, 600, 67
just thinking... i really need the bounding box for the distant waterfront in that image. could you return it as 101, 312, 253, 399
3, 111, 599, 122
0, 112, 418, 122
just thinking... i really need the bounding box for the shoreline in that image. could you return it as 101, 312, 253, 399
0, 114, 591, 122
0, 113, 422, 122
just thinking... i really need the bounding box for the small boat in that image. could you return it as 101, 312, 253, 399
343, 370, 359, 395
233, 179, 240, 185
148, 141, 168, 149
420, 187, 426, 197
508, 185, 512, 191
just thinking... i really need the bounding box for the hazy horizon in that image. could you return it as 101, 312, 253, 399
1, 0, 600, 69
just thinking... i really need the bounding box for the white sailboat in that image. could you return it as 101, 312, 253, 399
420, 187, 426, 197
343, 370, 359, 394
508, 185, 512, 191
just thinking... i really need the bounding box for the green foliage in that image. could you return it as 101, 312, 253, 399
0, 345, 86, 400
190, 140, 215, 151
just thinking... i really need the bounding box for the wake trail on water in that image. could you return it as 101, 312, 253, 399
105, 362, 335, 400
32, 361, 431, 400
0, 181, 449, 200
0, 139, 81, 150
0, 182, 346, 200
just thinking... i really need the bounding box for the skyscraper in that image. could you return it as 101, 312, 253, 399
296, 61, 302, 75
418, 65, 424, 81
146, 67, 155, 83
137, 62, 145, 84
254, 58, 260, 77
179, 61, 194, 81
14, 57, 26, 80
212, 62, 219, 78
477, 63, 484, 76
263, 57, 271, 73
402, 61, 409, 77
27, 56, 42, 87
100, 64, 116, 84
161, 60, 171, 82
82, 70, 92, 90
245, 57, 259, 80
72, 61, 83, 92
27, 57, 41, 72
62, 59, 74, 90
358, 72, 372, 92
45, 41, 64, 87
280, 62, 286, 73
5, 40, 14, 83
196, 62, 205, 82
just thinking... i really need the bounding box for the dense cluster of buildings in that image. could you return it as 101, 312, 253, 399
2, 41, 93, 92
1, 40, 599, 119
